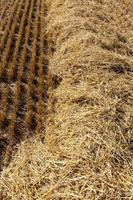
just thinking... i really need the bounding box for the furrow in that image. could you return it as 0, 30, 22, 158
0, 0, 19, 54
36, 0, 46, 132
25, 0, 40, 131
0, 0, 25, 80
8, 0, 31, 80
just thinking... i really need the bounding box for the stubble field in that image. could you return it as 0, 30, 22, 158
0, 0, 133, 199
0, 0, 48, 167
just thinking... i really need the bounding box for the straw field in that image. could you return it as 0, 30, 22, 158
0, 0, 133, 199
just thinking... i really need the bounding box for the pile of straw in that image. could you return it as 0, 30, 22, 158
0, 0, 133, 199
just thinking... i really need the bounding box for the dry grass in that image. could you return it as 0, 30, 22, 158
0, 0, 133, 199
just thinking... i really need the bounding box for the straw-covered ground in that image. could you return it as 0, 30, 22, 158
0, 0, 133, 199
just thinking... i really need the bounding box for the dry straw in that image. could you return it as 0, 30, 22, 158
0, 0, 133, 199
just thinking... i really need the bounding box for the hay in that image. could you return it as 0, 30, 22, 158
0, 0, 133, 199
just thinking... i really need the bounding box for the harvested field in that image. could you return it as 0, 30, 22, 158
0, 0, 48, 167
0, 0, 133, 200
